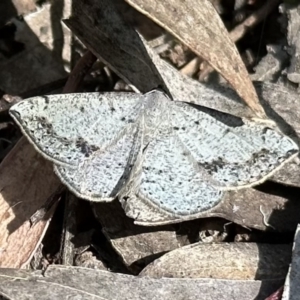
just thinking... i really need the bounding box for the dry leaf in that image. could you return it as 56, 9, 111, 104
285, 3, 300, 84
140, 242, 291, 280
0, 4, 69, 94
92, 201, 178, 270
282, 224, 300, 300
92, 185, 300, 269
63, 0, 170, 96
0, 2, 72, 267
0, 139, 60, 268
125, 0, 267, 119
0, 265, 283, 299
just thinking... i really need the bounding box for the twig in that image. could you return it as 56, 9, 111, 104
63, 50, 97, 93
230, 0, 281, 44
180, 57, 201, 76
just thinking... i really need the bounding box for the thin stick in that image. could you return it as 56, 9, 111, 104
63, 51, 97, 93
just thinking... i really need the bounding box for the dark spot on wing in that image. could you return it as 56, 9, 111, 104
251, 148, 270, 163
76, 137, 99, 157
36, 116, 53, 134
41, 96, 50, 104
199, 157, 226, 174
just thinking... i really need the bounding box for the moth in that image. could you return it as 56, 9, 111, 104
9, 89, 298, 218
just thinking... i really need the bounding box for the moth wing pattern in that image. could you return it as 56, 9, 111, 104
170, 101, 298, 189
55, 125, 143, 201
9, 92, 144, 167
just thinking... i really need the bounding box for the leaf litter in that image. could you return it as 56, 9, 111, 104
0, 0, 300, 299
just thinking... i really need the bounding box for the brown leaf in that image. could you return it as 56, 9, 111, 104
63, 0, 170, 96
0, 3, 71, 267
92, 201, 178, 270
125, 0, 267, 119
0, 4, 68, 95
0, 139, 60, 268
141, 242, 291, 280
0, 265, 283, 299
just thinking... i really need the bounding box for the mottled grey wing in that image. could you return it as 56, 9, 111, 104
54, 126, 142, 202
9, 92, 144, 167
171, 101, 298, 189
133, 133, 223, 215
